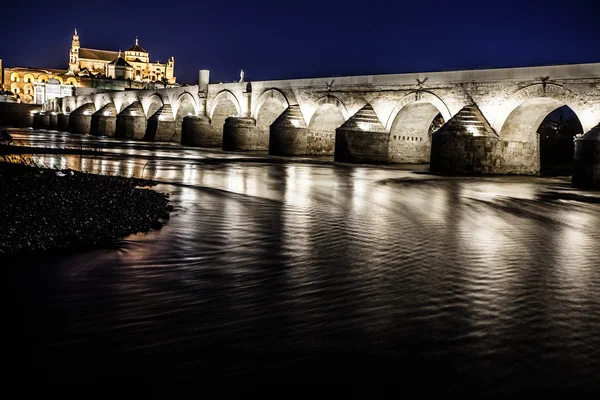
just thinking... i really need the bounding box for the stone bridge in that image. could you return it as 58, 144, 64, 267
40, 62, 600, 176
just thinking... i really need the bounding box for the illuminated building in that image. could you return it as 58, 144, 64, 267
68, 29, 176, 84
2, 67, 76, 104
1, 30, 177, 103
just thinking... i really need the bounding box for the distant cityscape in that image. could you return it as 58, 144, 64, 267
0, 29, 178, 105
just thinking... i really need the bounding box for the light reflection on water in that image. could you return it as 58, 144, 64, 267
4, 130, 600, 394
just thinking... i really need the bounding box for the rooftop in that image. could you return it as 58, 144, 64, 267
125, 37, 147, 54
79, 48, 119, 62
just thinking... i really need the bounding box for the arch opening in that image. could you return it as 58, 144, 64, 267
256, 98, 287, 133
253, 89, 289, 119
309, 104, 345, 132
501, 98, 584, 175
308, 103, 345, 155
211, 99, 238, 132
175, 93, 197, 119
209, 90, 241, 120
389, 102, 445, 163
538, 106, 583, 175
146, 96, 163, 119
175, 93, 198, 140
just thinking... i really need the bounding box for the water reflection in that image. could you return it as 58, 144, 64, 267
4, 130, 600, 394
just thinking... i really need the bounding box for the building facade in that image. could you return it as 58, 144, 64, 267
34, 78, 73, 106
2, 67, 78, 104
68, 29, 176, 84
2, 30, 177, 104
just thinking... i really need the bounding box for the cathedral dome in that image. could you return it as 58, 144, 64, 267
125, 37, 147, 54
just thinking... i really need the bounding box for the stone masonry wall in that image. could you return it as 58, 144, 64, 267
0, 102, 40, 127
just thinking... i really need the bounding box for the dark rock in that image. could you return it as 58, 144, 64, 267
0, 162, 172, 255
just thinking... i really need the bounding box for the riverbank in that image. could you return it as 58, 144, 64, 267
0, 162, 172, 255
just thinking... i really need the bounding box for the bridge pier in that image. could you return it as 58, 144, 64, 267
334, 105, 389, 163
0, 103, 39, 127
116, 102, 146, 139
91, 114, 116, 137
429, 105, 542, 175
181, 116, 216, 147
223, 117, 266, 151
32, 112, 50, 130
68, 104, 95, 135
49, 113, 58, 130
430, 105, 499, 174
57, 113, 70, 132
145, 104, 175, 142
269, 105, 309, 156
90, 104, 117, 137
572, 124, 600, 188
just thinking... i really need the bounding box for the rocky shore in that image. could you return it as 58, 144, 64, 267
0, 162, 172, 255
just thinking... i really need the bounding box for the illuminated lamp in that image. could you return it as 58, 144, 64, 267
467, 126, 479, 136
357, 122, 372, 131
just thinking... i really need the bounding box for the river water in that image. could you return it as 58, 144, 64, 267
4, 130, 600, 395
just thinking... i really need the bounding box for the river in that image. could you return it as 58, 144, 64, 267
4, 129, 600, 395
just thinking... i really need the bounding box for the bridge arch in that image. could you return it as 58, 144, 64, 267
209, 90, 241, 120
94, 95, 112, 112
307, 95, 349, 155
385, 91, 452, 131
175, 91, 199, 117
311, 95, 349, 121
94, 102, 117, 117
498, 84, 587, 174
77, 96, 94, 108
174, 92, 199, 140
113, 94, 138, 113
127, 95, 142, 112
493, 83, 588, 133
252, 88, 289, 119
144, 94, 165, 118
72, 102, 96, 115
62, 97, 77, 113
386, 91, 451, 163
254, 89, 290, 134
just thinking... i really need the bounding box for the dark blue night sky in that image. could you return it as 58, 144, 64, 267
2, 0, 598, 84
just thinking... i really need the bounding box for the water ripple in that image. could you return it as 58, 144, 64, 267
4, 130, 600, 395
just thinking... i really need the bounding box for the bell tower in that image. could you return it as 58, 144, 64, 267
69, 28, 80, 72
